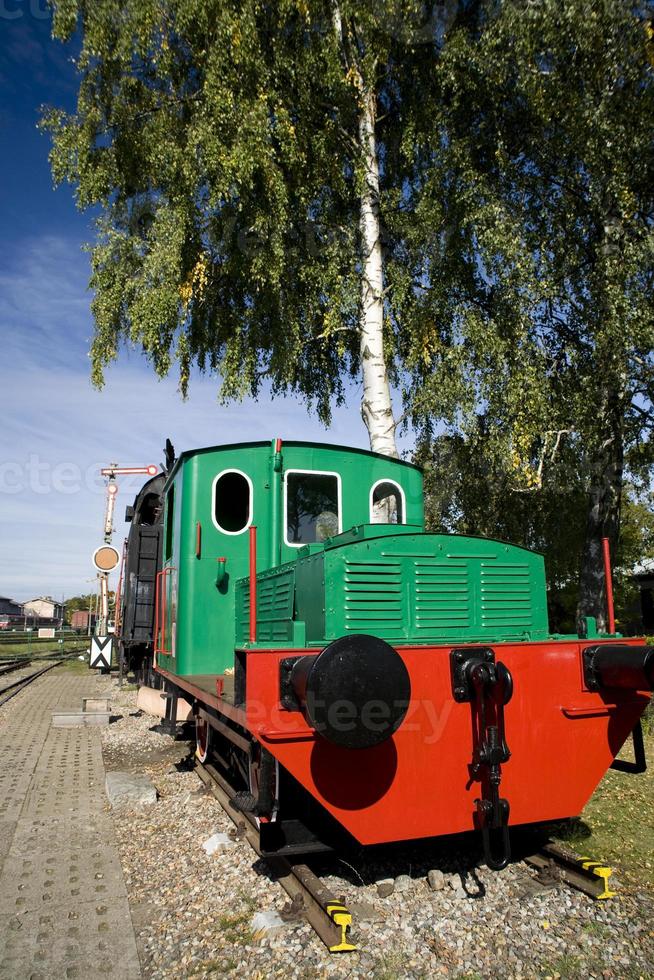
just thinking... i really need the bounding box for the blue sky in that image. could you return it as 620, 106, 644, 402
0, 7, 412, 602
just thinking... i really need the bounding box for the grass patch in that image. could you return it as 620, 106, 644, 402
552, 726, 654, 893
217, 908, 254, 945
0, 638, 87, 657
216, 891, 257, 947
580, 920, 612, 939
372, 952, 410, 980
538, 953, 587, 979
189, 956, 237, 975
55, 656, 91, 674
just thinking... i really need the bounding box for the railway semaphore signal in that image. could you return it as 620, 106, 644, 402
90, 463, 159, 669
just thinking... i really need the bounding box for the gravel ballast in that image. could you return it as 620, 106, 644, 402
102, 682, 654, 979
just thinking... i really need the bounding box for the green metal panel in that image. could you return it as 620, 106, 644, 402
233, 527, 549, 649
294, 553, 326, 642
323, 532, 549, 643
159, 439, 424, 674
273, 443, 424, 565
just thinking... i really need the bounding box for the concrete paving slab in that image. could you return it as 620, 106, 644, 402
0, 672, 142, 979
52, 711, 111, 727
82, 698, 111, 713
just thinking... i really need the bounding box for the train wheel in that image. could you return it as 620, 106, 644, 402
195, 713, 210, 762
248, 742, 279, 827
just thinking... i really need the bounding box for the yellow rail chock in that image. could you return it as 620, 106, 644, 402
579, 858, 617, 900
326, 901, 356, 952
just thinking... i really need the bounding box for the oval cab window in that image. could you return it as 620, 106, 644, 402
213, 470, 252, 534
370, 480, 405, 524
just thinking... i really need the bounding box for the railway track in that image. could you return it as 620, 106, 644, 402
195, 760, 356, 953
195, 758, 619, 951
194, 761, 617, 954
0, 657, 78, 708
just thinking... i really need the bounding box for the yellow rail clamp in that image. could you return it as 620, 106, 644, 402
326, 901, 356, 952
579, 857, 617, 900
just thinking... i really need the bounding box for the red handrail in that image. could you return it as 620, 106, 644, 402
602, 537, 615, 635
114, 538, 127, 638
249, 526, 257, 643
154, 567, 175, 657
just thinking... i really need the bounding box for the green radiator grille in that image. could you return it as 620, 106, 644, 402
235, 567, 295, 643
238, 532, 549, 647
414, 561, 470, 631
326, 535, 548, 642
480, 562, 532, 628
343, 561, 403, 637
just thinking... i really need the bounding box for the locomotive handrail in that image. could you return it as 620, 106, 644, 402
154, 566, 175, 660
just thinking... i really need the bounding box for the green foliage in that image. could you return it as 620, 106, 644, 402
420, 428, 654, 632
43, 0, 551, 435
43, 0, 451, 422
64, 593, 114, 623
411, 0, 654, 624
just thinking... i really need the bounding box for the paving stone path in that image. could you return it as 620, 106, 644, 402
0, 670, 142, 980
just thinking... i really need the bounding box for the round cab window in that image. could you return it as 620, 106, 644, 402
213, 471, 252, 534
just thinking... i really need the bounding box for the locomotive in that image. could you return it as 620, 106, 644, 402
120, 438, 653, 869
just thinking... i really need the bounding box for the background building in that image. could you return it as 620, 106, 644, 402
0, 597, 24, 618
0, 597, 24, 628
23, 597, 64, 623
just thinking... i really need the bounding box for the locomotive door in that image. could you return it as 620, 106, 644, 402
156, 478, 179, 660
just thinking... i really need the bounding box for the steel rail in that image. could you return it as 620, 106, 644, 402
525, 841, 616, 900
195, 760, 356, 953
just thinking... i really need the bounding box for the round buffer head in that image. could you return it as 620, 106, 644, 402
290, 633, 411, 749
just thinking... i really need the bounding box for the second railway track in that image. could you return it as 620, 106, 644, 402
0, 657, 79, 707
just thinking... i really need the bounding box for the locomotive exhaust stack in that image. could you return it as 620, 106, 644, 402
583, 644, 654, 692
282, 634, 411, 750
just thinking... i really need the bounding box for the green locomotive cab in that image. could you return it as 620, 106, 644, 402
155, 439, 423, 676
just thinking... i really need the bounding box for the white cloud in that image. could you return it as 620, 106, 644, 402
0, 234, 417, 602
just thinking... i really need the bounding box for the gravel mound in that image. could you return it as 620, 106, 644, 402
102, 682, 654, 979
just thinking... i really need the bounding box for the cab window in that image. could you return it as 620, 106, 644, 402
213, 470, 252, 534
285, 471, 340, 545
370, 480, 404, 524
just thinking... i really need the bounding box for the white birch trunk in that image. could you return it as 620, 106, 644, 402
357, 86, 399, 458
332, 3, 399, 458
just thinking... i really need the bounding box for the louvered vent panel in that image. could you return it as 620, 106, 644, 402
413, 561, 470, 630
480, 562, 532, 627
256, 571, 295, 642
236, 584, 250, 644
236, 569, 295, 643
343, 561, 404, 636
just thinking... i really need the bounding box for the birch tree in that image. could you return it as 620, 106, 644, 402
44, 0, 470, 457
